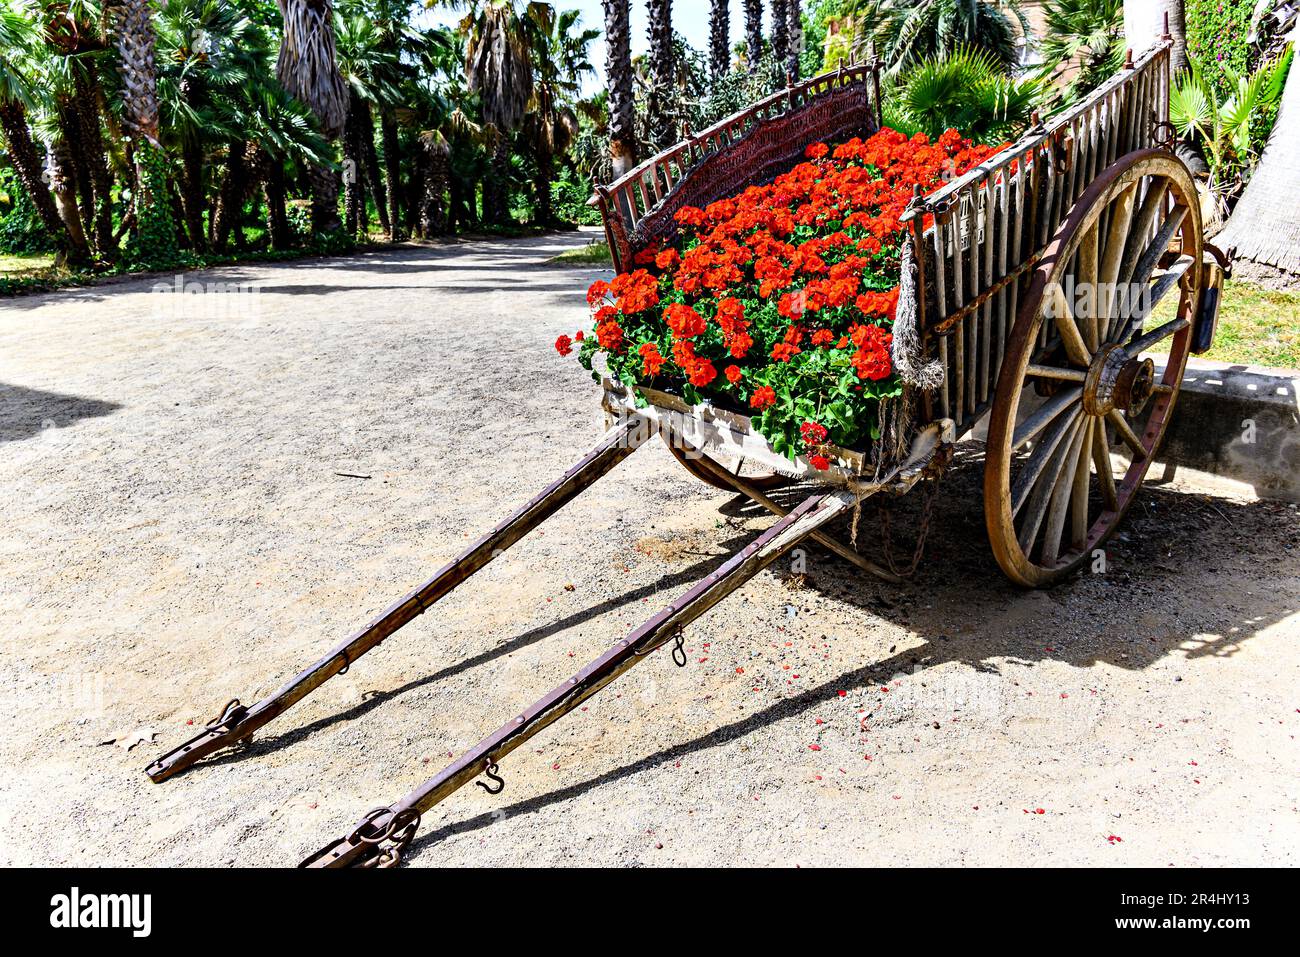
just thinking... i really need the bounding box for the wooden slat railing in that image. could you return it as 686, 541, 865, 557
900, 40, 1173, 436
591, 62, 884, 273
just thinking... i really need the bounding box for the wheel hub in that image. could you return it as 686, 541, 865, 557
1083, 344, 1155, 417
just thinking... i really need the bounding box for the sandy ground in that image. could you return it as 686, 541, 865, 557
1, 231, 1297, 868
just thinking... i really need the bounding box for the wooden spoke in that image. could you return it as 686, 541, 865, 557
1017, 415, 1085, 556
1117, 177, 1169, 300
1012, 386, 1083, 449
1118, 255, 1194, 344
1129, 204, 1188, 289
1011, 405, 1081, 516
1076, 220, 1100, 352
1097, 183, 1138, 343
1107, 408, 1146, 458
1069, 419, 1095, 551
1049, 284, 1093, 365
1090, 422, 1119, 511
1128, 315, 1189, 354
1026, 363, 1087, 382
1040, 419, 1090, 566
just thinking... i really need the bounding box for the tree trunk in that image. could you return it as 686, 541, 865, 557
404, 159, 422, 235
786, 0, 802, 81
646, 0, 676, 150
45, 138, 93, 266
342, 99, 364, 236
57, 98, 95, 242
1124, 0, 1187, 74
484, 134, 512, 225
1214, 31, 1300, 287
535, 152, 554, 226
308, 163, 342, 234
771, 0, 790, 79
710, 0, 731, 81
265, 160, 292, 250
73, 68, 117, 258
168, 181, 190, 249
0, 100, 68, 242
603, 0, 638, 176
744, 0, 764, 70
213, 140, 247, 251
356, 99, 390, 235
449, 173, 468, 230
381, 112, 403, 240
421, 145, 449, 236
180, 138, 208, 252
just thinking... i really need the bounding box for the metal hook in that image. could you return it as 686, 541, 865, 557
476, 760, 505, 795
671, 630, 687, 668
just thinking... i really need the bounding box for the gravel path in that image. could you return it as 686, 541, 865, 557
1, 233, 1297, 867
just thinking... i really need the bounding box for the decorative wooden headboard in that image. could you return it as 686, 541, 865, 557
590, 63, 884, 274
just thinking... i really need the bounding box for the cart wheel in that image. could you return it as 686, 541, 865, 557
667, 443, 794, 492
984, 150, 1201, 587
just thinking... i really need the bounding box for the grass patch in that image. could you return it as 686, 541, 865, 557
548, 240, 612, 267
0, 252, 56, 277
1149, 279, 1300, 369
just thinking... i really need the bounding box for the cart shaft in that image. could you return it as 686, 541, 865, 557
302, 489, 854, 868
145, 415, 654, 783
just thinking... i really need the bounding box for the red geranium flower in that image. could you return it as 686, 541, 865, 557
554, 335, 573, 357
750, 385, 776, 410
800, 422, 829, 446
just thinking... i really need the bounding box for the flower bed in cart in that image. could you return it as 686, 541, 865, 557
559, 128, 1000, 470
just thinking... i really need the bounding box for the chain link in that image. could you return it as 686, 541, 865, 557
879, 449, 949, 579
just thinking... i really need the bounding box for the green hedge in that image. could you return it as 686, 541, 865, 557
1186, 0, 1254, 94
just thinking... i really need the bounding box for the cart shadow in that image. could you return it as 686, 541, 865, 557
0, 382, 121, 442
402, 444, 1298, 861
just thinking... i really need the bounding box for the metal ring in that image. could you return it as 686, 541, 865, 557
351, 807, 398, 845
1151, 120, 1177, 150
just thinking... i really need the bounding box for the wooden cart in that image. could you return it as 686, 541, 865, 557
146, 39, 1224, 867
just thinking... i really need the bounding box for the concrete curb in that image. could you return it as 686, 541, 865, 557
1152, 356, 1300, 503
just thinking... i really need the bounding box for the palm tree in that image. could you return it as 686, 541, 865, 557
771, 0, 789, 78
235, 80, 334, 249
786, 0, 801, 79
522, 3, 596, 224
1037, 0, 1125, 104
743, 0, 763, 69
1214, 6, 1299, 284
710, 0, 731, 81
335, 12, 402, 236
1170, 48, 1293, 225
154, 0, 252, 251
602, 0, 637, 175
276, 0, 347, 233
105, 0, 182, 265
0, 4, 90, 262
463, 0, 533, 224
26, 0, 116, 259
885, 47, 1044, 140
646, 0, 674, 148
844, 0, 1026, 75
1124, 0, 1188, 74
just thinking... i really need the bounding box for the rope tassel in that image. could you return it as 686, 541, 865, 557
891, 238, 945, 391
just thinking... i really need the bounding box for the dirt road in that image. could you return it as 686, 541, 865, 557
1, 233, 1296, 867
